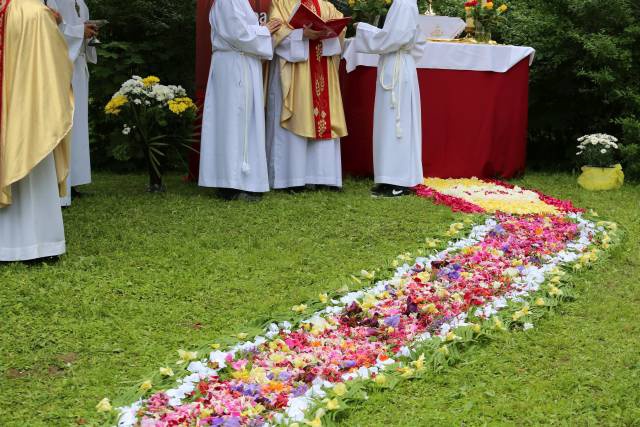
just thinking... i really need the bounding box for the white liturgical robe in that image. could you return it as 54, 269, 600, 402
266, 31, 344, 189
49, 0, 95, 206
0, 155, 66, 261
198, 0, 273, 193
355, 0, 425, 187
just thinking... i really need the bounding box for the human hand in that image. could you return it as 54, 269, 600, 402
84, 23, 98, 39
48, 8, 62, 25
264, 19, 282, 34
303, 25, 326, 40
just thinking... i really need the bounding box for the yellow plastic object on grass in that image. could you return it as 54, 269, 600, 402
577, 164, 624, 191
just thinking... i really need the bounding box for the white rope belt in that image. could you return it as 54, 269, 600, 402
240, 52, 251, 174
213, 49, 256, 174
379, 51, 408, 140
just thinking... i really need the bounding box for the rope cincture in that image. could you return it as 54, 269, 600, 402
379, 50, 407, 140
240, 51, 251, 175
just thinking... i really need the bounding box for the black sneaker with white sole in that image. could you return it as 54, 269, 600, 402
371, 184, 413, 198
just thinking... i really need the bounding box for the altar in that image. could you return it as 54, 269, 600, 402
190, 2, 536, 180
340, 41, 535, 179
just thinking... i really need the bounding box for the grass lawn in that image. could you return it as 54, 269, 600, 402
0, 172, 638, 426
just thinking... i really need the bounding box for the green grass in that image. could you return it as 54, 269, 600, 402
0, 173, 638, 426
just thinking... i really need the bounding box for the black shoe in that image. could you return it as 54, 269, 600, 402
71, 187, 82, 198
316, 185, 342, 192
146, 183, 166, 193
286, 186, 307, 194
371, 183, 390, 197
235, 191, 262, 202
372, 184, 413, 198
22, 256, 60, 266
217, 188, 239, 200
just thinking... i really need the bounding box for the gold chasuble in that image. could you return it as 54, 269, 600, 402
0, 0, 73, 208
269, 0, 348, 140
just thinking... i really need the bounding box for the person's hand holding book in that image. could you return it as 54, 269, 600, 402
264, 19, 283, 34
303, 24, 326, 40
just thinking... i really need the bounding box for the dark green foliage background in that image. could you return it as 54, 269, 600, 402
86, 0, 640, 179
85, 0, 197, 171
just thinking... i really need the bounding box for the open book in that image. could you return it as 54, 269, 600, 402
288, 2, 351, 40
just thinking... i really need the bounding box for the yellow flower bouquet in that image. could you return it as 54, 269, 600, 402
105, 75, 198, 192
464, 0, 509, 42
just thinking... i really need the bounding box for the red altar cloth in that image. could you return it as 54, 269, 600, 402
340, 58, 530, 179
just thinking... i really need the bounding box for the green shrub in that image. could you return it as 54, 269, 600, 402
86, 0, 196, 171
433, 0, 640, 178
620, 144, 640, 180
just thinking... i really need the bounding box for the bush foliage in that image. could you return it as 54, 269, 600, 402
86, 0, 196, 171
86, 0, 640, 179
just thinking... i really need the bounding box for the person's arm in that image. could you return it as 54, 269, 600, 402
275, 29, 308, 62
355, 3, 417, 55
45, 0, 63, 26
52, 2, 98, 62
320, 2, 343, 57
321, 37, 341, 57
213, 0, 273, 59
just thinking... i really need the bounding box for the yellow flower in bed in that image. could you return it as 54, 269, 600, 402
168, 97, 196, 115
96, 398, 112, 412
105, 95, 128, 115
422, 177, 560, 215
139, 380, 153, 393
142, 75, 160, 87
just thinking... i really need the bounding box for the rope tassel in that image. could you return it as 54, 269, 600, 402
379, 52, 405, 140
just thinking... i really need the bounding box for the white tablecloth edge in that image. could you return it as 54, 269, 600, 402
343, 39, 536, 74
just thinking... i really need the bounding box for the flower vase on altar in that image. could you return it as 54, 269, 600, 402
475, 20, 491, 43
463, 0, 509, 43
464, 7, 475, 39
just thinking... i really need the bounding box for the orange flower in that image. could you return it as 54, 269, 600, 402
264, 381, 285, 393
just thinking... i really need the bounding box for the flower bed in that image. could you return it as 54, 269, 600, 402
414, 178, 583, 215
107, 207, 614, 427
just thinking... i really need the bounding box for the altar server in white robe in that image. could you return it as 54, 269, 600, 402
267, 0, 347, 191
355, 0, 425, 197
47, 0, 96, 206
0, 0, 73, 262
198, 0, 281, 201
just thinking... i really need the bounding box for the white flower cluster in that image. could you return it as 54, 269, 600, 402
115, 76, 187, 106
122, 124, 137, 136
577, 133, 619, 156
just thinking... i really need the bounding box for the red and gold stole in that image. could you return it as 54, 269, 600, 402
303, 0, 332, 140
0, 0, 10, 134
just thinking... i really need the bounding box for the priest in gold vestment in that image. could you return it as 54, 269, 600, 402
266, 0, 347, 190
0, 0, 73, 261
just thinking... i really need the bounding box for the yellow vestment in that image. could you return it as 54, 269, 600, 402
0, 0, 73, 208
269, 0, 348, 139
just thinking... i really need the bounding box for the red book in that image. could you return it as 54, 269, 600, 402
288, 3, 351, 40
